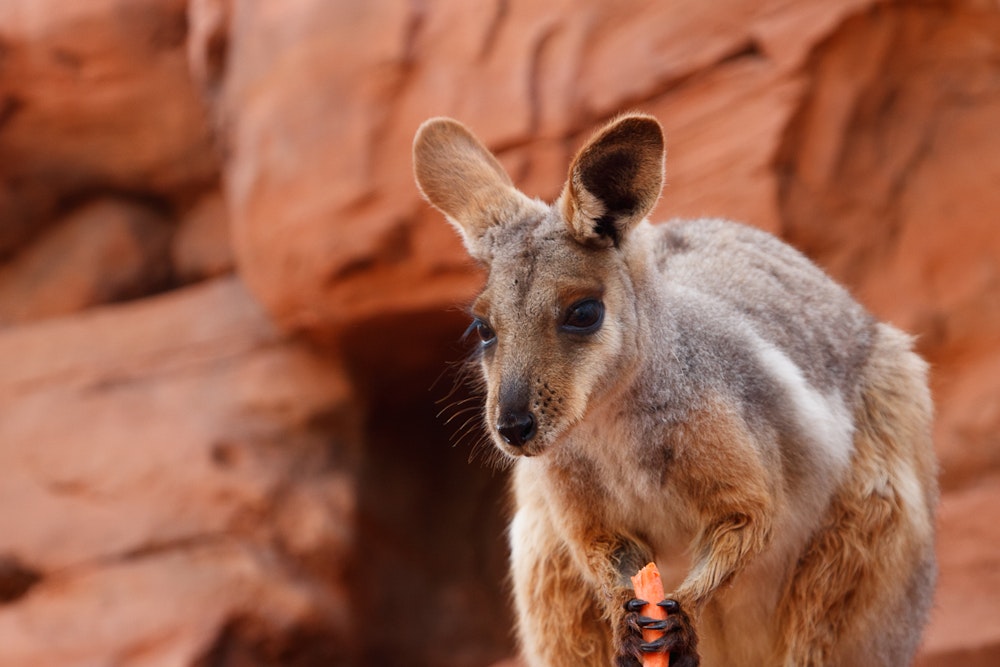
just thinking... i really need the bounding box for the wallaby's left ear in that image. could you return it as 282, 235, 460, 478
561, 113, 665, 247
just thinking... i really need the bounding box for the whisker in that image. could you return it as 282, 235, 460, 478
436, 395, 481, 418
441, 406, 482, 425
430, 342, 495, 463
451, 414, 486, 443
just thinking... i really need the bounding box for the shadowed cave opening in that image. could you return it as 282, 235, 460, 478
340, 308, 516, 667
0, 555, 42, 604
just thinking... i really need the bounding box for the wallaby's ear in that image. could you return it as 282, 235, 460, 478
561, 113, 665, 247
413, 117, 532, 259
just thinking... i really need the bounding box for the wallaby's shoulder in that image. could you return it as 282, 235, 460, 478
642, 217, 876, 395
647, 217, 842, 301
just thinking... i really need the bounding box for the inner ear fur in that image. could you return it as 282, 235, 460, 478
413, 117, 530, 257
562, 113, 665, 247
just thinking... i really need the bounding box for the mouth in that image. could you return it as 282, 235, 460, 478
493, 434, 542, 458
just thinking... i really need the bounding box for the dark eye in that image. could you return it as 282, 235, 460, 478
561, 299, 604, 334
466, 318, 496, 346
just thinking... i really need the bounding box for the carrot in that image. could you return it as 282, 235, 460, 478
630, 562, 670, 667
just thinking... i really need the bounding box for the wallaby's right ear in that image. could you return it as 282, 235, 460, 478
413, 117, 531, 259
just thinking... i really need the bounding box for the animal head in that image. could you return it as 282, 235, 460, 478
414, 114, 665, 458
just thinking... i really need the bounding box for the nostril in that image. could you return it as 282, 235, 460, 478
497, 410, 537, 447
519, 412, 536, 442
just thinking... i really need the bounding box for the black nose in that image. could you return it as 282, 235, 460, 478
497, 410, 536, 447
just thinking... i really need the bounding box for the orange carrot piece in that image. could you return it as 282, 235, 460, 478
630, 562, 670, 667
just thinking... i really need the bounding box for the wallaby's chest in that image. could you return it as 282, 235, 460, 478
545, 416, 694, 552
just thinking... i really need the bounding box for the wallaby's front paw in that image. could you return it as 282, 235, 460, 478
619, 597, 700, 667
614, 597, 647, 667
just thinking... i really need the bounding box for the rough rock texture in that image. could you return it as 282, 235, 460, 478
171, 189, 234, 284
917, 476, 1000, 667
0, 0, 998, 665
0, 198, 174, 324
0, 278, 359, 665
0, 0, 219, 256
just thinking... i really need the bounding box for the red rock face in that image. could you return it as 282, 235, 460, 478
0, 0, 219, 255
0, 0, 998, 665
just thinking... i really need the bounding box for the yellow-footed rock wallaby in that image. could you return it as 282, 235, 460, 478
412, 113, 937, 667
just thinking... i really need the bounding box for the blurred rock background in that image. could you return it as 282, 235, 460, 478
0, 0, 998, 665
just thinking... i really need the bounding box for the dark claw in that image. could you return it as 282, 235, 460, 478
640, 636, 669, 653
657, 599, 680, 613
624, 598, 648, 612
637, 616, 669, 630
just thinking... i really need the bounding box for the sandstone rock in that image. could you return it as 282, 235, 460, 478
641, 52, 796, 235
778, 3, 1000, 306
932, 350, 1000, 491
0, 542, 345, 667
0, 277, 359, 663
171, 189, 234, 283
916, 477, 1000, 666
0, 199, 174, 326
187, 0, 230, 97
0, 0, 219, 254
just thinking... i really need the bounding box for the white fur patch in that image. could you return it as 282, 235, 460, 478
895, 457, 933, 540
754, 341, 855, 475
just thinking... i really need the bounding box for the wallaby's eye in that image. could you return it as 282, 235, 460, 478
467, 317, 496, 346
561, 299, 604, 334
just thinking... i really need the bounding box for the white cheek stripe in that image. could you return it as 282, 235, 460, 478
754, 342, 855, 475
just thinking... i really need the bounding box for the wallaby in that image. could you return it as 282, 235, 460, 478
412, 113, 937, 667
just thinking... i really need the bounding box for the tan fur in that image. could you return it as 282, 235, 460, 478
413, 114, 938, 666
